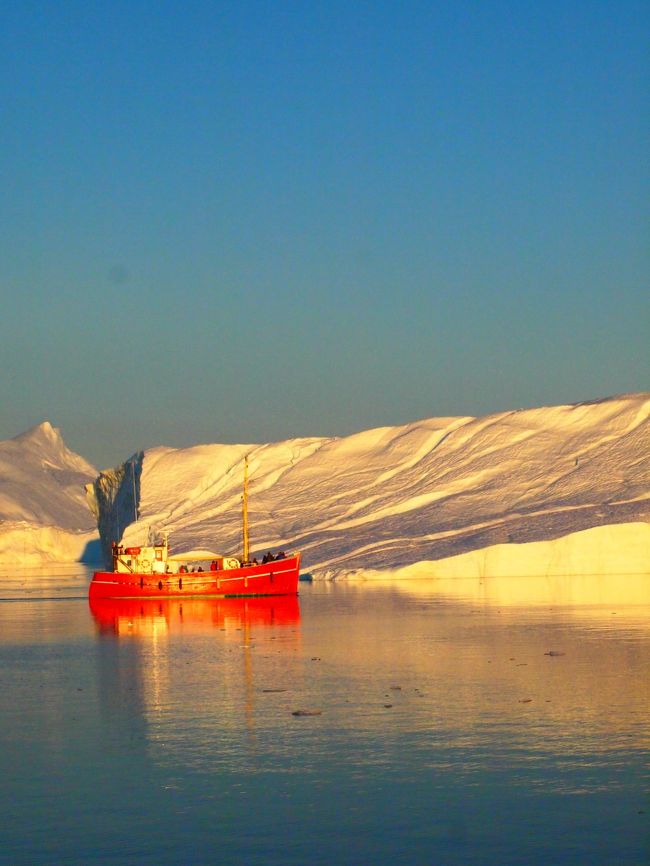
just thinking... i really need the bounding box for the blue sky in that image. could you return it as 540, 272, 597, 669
1, 1, 648, 467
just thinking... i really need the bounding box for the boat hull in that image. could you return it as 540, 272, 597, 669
89, 554, 300, 600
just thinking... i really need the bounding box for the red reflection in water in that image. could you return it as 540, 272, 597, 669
89, 594, 300, 636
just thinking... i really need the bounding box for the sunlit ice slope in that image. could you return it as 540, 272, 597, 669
0, 422, 100, 565
96, 393, 649, 578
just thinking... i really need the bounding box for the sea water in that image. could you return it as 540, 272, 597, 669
0, 569, 648, 865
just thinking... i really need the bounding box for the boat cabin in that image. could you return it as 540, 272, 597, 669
111, 539, 239, 575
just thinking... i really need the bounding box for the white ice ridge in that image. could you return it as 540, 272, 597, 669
0, 422, 99, 564
88, 392, 649, 578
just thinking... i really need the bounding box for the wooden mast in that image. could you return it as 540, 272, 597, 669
242, 454, 250, 563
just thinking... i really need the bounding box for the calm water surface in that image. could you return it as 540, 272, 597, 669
0, 568, 648, 865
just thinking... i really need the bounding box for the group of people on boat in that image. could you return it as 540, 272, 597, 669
228, 551, 287, 567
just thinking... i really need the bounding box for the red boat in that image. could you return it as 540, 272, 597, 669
89, 456, 301, 601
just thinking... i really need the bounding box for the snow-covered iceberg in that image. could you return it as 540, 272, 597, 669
91, 393, 649, 579
0, 422, 100, 565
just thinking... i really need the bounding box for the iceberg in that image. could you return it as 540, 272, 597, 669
88, 393, 649, 579
0, 422, 99, 565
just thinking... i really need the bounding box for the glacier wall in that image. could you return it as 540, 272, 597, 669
86, 452, 144, 563
0, 522, 98, 567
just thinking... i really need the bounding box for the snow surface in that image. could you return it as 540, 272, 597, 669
0, 422, 99, 564
87, 393, 650, 578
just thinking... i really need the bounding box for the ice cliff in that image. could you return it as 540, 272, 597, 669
0, 422, 99, 565
94, 393, 649, 578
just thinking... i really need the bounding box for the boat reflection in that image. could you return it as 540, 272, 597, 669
89, 594, 301, 637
